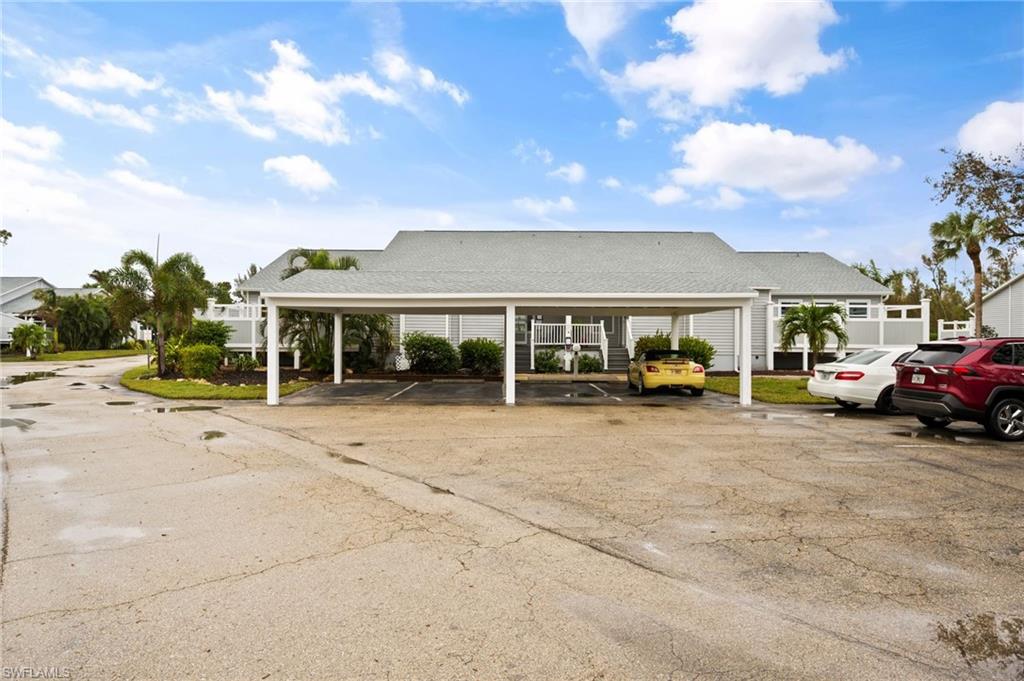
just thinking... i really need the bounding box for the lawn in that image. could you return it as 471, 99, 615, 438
705, 376, 833, 405
2, 348, 148, 363
120, 365, 313, 400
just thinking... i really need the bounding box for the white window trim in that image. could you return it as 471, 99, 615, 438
846, 299, 870, 319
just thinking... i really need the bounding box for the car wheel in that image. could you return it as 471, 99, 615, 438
917, 415, 951, 429
874, 386, 900, 415
690, 387, 704, 397
986, 398, 1024, 441
835, 399, 860, 410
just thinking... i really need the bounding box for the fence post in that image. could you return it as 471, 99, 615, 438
920, 298, 931, 342
878, 303, 886, 346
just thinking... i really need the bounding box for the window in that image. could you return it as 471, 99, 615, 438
777, 299, 802, 316
847, 300, 869, 319
991, 343, 1024, 366
905, 344, 970, 366
838, 350, 888, 365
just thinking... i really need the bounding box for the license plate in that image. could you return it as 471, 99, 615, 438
669, 369, 683, 374
911, 374, 925, 384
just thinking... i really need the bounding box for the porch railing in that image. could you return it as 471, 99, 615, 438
937, 318, 973, 339
624, 317, 636, 361
529, 322, 606, 371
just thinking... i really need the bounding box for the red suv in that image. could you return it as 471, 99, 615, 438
893, 338, 1024, 441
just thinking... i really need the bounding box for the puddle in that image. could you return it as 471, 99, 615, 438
739, 411, 806, 421
1, 418, 35, 431
347, 442, 365, 447
69, 382, 86, 387
426, 483, 453, 495
106, 401, 135, 406
200, 430, 226, 440
1, 371, 58, 387
936, 614, 1023, 676
149, 406, 222, 413
98, 385, 110, 390
75, 364, 94, 368
891, 430, 982, 445
59, 525, 145, 545
341, 456, 367, 465
6, 402, 52, 410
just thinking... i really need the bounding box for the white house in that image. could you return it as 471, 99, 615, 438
950, 271, 1024, 338
0, 277, 93, 346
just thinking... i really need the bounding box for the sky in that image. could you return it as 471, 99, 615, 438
2, 1, 1022, 288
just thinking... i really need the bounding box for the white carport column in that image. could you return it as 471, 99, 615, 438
504, 304, 516, 405
739, 301, 753, 407
670, 313, 681, 350
333, 311, 343, 384
266, 301, 280, 406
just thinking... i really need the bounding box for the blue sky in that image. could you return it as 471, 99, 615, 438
2, 1, 1022, 286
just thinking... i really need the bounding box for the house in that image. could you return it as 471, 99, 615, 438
207, 230, 931, 406
0, 277, 93, 345
950, 271, 1024, 338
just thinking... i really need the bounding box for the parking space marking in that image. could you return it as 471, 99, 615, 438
385, 382, 419, 401
589, 383, 623, 402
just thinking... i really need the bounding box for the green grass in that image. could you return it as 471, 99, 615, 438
2, 348, 148, 363
120, 365, 313, 400
705, 376, 833, 405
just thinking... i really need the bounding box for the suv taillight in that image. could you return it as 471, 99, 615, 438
835, 371, 864, 381
933, 364, 976, 376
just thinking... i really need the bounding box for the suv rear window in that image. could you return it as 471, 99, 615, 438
904, 344, 969, 366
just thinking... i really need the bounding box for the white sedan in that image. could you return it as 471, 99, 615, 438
807, 346, 917, 413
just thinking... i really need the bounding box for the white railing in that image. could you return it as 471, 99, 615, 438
199, 302, 264, 320
937, 318, 973, 339
599, 322, 609, 370
529, 322, 607, 371
768, 299, 931, 370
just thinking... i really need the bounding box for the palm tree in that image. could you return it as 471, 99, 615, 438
100, 250, 208, 375
930, 211, 999, 338
31, 288, 62, 348
778, 303, 849, 368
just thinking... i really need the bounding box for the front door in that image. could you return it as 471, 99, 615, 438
515, 315, 528, 344
590, 316, 623, 344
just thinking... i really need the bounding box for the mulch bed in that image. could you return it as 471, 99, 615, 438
156, 368, 330, 386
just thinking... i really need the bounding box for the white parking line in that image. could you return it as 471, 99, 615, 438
385, 382, 419, 401
589, 383, 622, 402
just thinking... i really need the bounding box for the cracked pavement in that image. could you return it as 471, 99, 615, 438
2, 357, 1022, 679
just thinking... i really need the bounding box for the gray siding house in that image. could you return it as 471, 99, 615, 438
211, 230, 927, 374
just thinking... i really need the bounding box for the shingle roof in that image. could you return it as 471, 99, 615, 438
238, 249, 383, 292
740, 252, 890, 296
0, 277, 45, 305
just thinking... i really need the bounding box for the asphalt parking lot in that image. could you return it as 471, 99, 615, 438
3, 357, 1023, 679
286, 378, 702, 406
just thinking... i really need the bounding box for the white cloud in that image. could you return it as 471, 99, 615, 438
707, 186, 746, 210
52, 60, 162, 96
561, 1, 636, 61
780, 206, 820, 220
373, 51, 469, 106
263, 155, 336, 194
670, 121, 890, 201
605, 0, 848, 113
803, 226, 830, 240
0, 118, 62, 161
646, 185, 689, 206
106, 169, 187, 199
957, 101, 1024, 158
40, 85, 155, 132
513, 139, 553, 165
616, 117, 637, 139
547, 161, 587, 184
115, 151, 148, 168
202, 40, 402, 145
513, 195, 576, 217
601, 176, 622, 189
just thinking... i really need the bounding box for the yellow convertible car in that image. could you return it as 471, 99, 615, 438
627, 349, 706, 396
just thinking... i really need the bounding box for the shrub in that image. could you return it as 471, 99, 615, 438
58, 294, 117, 350
458, 338, 503, 374
634, 331, 671, 357
180, 343, 222, 380
576, 353, 603, 373
676, 336, 716, 368
234, 354, 259, 372
403, 332, 459, 374
164, 337, 184, 373
10, 323, 49, 357
534, 349, 561, 373
182, 319, 232, 350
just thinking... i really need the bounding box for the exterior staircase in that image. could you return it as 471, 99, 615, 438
605, 346, 630, 373
514, 344, 532, 372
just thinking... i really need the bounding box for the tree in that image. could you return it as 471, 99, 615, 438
929, 146, 1024, 239
233, 263, 259, 302
206, 280, 233, 304
929, 212, 999, 337
58, 295, 117, 350
10, 323, 48, 358
99, 250, 208, 375
777, 303, 849, 368
0, 229, 11, 245
31, 288, 62, 348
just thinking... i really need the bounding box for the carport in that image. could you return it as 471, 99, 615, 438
261, 273, 756, 407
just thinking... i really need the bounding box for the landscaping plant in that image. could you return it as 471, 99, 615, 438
778, 303, 849, 368
458, 338, 503, 374
576, 354, 603, 373
534, 349, 561, 373
233, 354, 259, 372
403, 332, 460, 373
10, 323, 48, 358
180, 343, 222, 380
181, 319, 233, 350
676, 336, 716, 368
634, 332, 670, 356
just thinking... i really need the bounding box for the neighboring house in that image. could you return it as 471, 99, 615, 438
953, 271, 1024, 338
208, 231, 928, 375
0, 276, 93, 345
